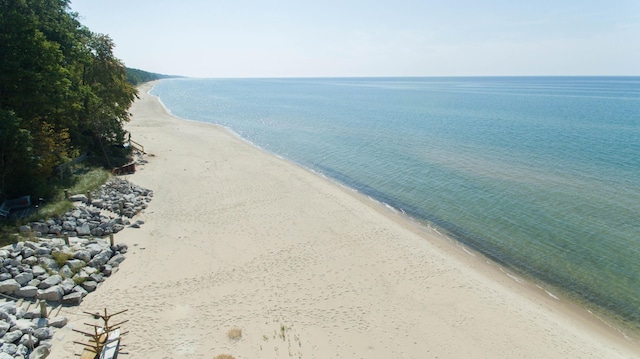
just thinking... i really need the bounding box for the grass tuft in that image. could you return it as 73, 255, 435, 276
227, 327, 242, 341
52, 251, 73, 268
213, 355, 235, 359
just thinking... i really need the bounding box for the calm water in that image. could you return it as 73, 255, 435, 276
151, 77, 640, 330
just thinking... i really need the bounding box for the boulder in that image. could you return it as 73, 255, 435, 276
0, 345, 16, 356
3, 330, 22, 344
87, 249, 113, 268
18, 333, 38, 347
21, 247, 35, 258
14, 319, 37, 333
14, 272, 33, 286
38, 275, 62, 289
33, 327, 53, 341
59, 278, 75, 294
90, 227, 104, 237
0, 279, 20, 293
68, 194, 88, 203
38, 286, 64, 302
73, 250, 91, 262
107, 254, 125, 267
48, 316, 67, 328
14, 286, 38, 298
62, 221, 76, 231
31, 266, 46, 277
29, 345, 50, 359
61, 291, 83, 305
80, 281, 97, 292
76, 223, 91, 237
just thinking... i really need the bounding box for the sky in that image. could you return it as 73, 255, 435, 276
69, 0, 640, 78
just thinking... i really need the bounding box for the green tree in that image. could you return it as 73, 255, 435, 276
0, 0, 138, 200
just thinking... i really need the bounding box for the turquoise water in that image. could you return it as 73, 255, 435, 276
150, 77, 640, 330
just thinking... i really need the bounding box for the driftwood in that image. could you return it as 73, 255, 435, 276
111, 162, 136, 176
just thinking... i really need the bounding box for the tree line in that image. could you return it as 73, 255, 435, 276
0, 0, 138, 202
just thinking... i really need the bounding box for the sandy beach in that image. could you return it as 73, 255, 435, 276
47, 82, 639, 359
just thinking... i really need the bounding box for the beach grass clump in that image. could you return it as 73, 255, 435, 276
213, 355, 235, 359
52, 251, 73, 268
227, 327, 242, 341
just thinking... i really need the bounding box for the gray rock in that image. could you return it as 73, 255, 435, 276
21, 247, 35, 258
73, 250, 91, 262
88, 249, 113, 268
34, 247, 51, 256
29, 345, 50, 359
68, 194, 88, 203
14, 272, 33, 286
0, 273, 12, 281
0, 344, 16, 355
62, 221, 76, 231
3, 330, 22, 344
48, 316, 67, 328
19, 225, 31, 233
61, 291, 83, 305
31, 266, 46, 277
76, 223, 91, 236
107, 253, 125, 267
59, 278, 75, 294
38, 275, 62, 289
0, 321, 10, 336
21, 256, 38, 266
33, 327, 53, 341
66, 259, 85, 271
58, 265, 73, 279
80, 281, 97, 292
0, 279, 20, 293
13, 286, 38, 298
85, 243, 103, 256
90, 227, 104, 237
14, 319, 37, 333
89, 273, 104, 283
38, 286, 64, 302
47, 225, 61, 236
18, 333, 38, 347
101, 264, 112, 276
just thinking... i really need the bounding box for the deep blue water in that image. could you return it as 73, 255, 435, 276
150, 77, 640, 330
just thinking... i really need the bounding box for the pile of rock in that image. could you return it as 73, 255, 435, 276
23, 178, 152, 238
0, 237, 127, 306
82, 178, 153, 219
0, 301, 66, 359
0, 237, 126, 358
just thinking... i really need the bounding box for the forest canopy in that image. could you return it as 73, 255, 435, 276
0, 0, 138, 201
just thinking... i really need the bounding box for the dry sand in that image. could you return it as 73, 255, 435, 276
48, 82, 639, 358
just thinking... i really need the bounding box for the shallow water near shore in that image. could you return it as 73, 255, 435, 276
150, 77, 640, 332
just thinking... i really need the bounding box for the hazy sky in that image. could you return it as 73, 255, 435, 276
69, 0, 640, 78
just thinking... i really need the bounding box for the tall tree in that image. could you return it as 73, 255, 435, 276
0, 0, 137, 199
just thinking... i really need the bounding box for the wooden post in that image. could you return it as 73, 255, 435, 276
64, 189, 69, 199
39, 300, 48, 318
118, 201, 124, 216
86, 191, 92, 204
64, 233, 69, 245
27, 329, 34, 351
109, 234, 114, 247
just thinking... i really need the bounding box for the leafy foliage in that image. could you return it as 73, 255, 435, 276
126, 67, 178, 85
0, 0, 138, 200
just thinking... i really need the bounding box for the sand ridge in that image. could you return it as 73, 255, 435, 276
47, 82, 639, 358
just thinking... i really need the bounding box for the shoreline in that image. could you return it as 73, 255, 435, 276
48, 81, 639, 358
150, 80, 640, 341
